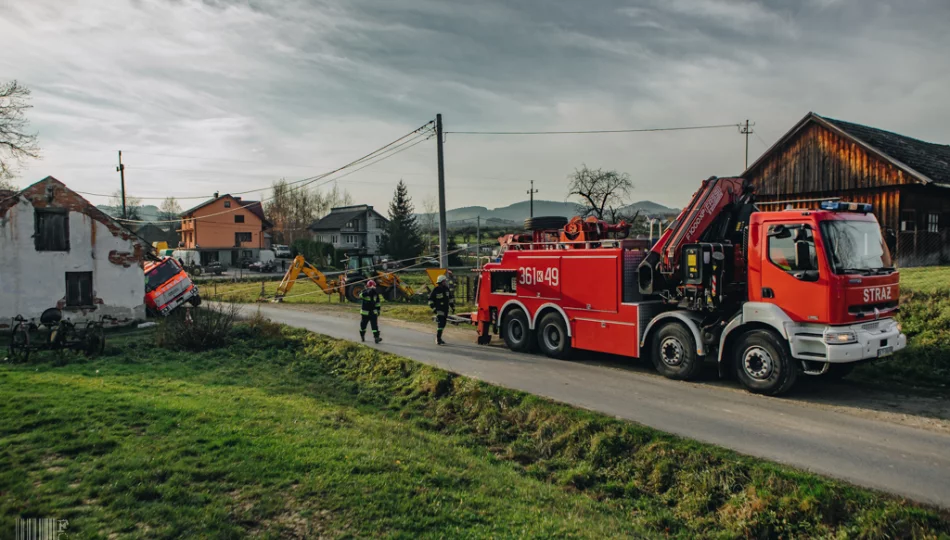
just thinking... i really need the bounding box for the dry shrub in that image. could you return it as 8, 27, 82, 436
244, 308, 283, 339
155, 303, 238, 351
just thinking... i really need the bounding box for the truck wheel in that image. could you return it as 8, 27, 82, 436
502, 309, 532, 353
823, 363, 855, 380
536, 313, 571, 359
734, 330, 800, 395
651, 322, 703, 380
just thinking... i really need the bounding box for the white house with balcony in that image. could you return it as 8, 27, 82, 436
308, 205, 389, 255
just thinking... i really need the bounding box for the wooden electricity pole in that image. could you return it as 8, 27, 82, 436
117, 150, 127, 219
527, 179, 539, 218
436, 114, 448, 268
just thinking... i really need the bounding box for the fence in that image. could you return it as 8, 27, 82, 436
893, 228, 950, 268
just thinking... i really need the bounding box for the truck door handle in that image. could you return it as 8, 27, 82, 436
762, 287, 774, 298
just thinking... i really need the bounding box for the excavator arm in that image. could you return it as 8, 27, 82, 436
638, 176, 755, 295
274, 255, 342, 301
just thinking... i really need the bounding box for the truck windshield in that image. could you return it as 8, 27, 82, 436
820, 220, 893, 274
145, 260, 182, 293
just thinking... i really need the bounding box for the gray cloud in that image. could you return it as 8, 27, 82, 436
1, 0, 948, 211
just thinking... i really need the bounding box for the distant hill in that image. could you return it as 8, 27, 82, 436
420, 199, 677, 229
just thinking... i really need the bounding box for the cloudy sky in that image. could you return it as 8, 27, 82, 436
2, 0, 948, 213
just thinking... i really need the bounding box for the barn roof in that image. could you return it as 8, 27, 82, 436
745, 112, 950, 188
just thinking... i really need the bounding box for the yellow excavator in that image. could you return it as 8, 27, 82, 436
273, 256, 344, 302
274, 255, 420, 303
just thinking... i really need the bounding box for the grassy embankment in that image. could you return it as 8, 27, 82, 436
850, 266, 950, 390
2, 322, 949, 538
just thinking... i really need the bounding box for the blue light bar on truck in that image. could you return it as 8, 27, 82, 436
820, 201, 872, 213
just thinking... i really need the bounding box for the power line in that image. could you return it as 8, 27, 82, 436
113, 129, 433, 224
80, 124, 433, 203
444, 123, 739, 135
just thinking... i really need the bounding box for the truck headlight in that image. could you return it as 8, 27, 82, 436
824, 331, 857, 345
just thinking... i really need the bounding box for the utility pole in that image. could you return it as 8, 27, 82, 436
116, 150, 127, 219
436, 114, 448, 269
527, 180, 539, 218
476, 215, 481, 269
739, 120, 755, 170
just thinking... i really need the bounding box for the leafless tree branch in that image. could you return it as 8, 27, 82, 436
0, 80, 40, 183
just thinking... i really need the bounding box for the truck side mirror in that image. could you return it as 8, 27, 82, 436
794, 240, 813, 270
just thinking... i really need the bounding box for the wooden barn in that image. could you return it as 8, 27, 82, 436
743, 112, 950, 266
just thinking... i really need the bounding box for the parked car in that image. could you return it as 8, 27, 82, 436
273, 244, 292, 258
417, 257, 441, 267
204, 262, 226, 276
249, 260, 277, 273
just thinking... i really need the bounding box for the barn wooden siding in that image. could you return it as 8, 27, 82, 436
747, 122, 907, 232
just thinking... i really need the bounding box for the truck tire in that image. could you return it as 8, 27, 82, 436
502, 308, 532, 353
733, 329, 800, 395
536, 312, 572, 359
524, 216, 568, 232
651, 322, 704, 380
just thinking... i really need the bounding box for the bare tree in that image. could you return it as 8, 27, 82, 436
0, 80, 40, 189
159, 196, 182, 221
265, 179, 352, 244
110, 190, 143, 221
567, 165, 633, 221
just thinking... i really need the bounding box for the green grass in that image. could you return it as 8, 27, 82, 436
2, 326, 948, 538
848, 267, 950, 390
901, 266, 950, 294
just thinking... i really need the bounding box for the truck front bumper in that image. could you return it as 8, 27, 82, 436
787, 318, 906, 364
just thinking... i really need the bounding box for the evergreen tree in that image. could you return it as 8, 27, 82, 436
380, 180, 423, 261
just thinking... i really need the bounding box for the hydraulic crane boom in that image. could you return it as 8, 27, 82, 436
274, 255, 342, 301
638, 176, 755, 295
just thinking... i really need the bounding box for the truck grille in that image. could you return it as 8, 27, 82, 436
156, 279, 189, 308
861, 322, 880, 331
848, 301, 898, 316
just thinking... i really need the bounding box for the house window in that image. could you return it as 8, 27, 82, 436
376, 219, 386, 229
927, 213, 939, 233
65, 272, 93, 307
331, 235, 338, 244
242, 250, 253, 258
375, 235, 381, 244
235, 215, 245, 223
224, 201, 231, 208
901, 210, 916, 232
235, 232, 252, 244
34, 209, 70, 251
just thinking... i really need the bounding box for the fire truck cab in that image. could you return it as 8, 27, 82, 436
144, 257, 201, 316
473, 181, 906, 395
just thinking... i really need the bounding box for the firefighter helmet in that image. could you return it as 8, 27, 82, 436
437, 274, 447, 283
366, 280, 376, 288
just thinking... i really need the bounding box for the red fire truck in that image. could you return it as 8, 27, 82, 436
473, 177, 906, 395
144, 257, 201, 316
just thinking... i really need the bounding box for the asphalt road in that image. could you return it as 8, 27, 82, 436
248, 304, 950, 508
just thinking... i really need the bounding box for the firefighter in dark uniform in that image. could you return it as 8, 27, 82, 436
429, 274, 450, 345
359, 280, 382, 343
